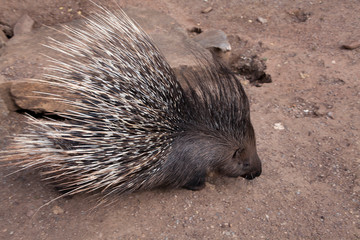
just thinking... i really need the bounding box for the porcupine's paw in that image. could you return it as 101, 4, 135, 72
182, 171, 206, 191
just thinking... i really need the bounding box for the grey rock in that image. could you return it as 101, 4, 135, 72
193, 29, 231, 52
13, 14, 35, 36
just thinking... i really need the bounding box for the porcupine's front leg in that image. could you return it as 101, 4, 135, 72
182, 171, 206, 191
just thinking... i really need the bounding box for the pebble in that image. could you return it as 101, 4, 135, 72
201, 7, 213, 13
274, 122, 285, 130
327, 112, 334, 119
299, 72, 309, 79
257, 17, 268, 24
52, 205, 64, 215
26, 210, 35, 218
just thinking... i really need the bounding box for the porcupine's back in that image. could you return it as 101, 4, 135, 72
6, 8, 188, 195
4, 7, 261, 196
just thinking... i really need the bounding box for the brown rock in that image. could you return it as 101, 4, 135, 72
10, 81, 76, 113
341, 42, 360, 50
125, 7, 209, 69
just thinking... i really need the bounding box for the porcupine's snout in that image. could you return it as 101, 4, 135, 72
240, 151, 262, 180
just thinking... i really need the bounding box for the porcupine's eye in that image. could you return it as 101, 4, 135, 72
233, 148, 250, 169
232, 148, 244, 160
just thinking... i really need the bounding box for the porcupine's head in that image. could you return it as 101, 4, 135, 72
161, 61, 262, 190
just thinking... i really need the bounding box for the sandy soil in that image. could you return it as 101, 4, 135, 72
0, 0, 359, 239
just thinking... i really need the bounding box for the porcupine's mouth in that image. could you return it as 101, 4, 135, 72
241, 170, 262, 180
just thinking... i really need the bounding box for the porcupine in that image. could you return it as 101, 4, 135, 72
3, 6, 262, 196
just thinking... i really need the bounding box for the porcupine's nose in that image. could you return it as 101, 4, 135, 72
241, 152, 262, 180
241, 169, 261, 180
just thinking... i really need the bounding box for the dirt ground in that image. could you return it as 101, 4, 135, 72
0, 0, 359, 239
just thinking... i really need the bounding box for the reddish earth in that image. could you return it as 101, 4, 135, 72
0, 0, 359, 239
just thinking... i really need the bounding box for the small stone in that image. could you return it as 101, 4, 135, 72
26, 210, 35, 218
327, 112, 334, 119
52, 205, 64, 215
274, 122, 285, 130
299, 72, 309, 79
292, 9, 310, 22
257, 17, 268, 24
201, 7, 213, 14
223, 230, 231, 236
221, 222, 231, 228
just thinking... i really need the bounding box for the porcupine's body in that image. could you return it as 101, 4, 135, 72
4, 7, 261, 196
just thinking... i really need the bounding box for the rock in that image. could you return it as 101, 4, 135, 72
124, 7, 210, 69
0, 30, 8, 48
201, 7, 213, 14
227, 35, 272, 85
327, 112, 334, 119
0, 23, 13, 38
10, 81, 76, 113
13, 14, 35, 36
274, 122, 285, 130
193, 29, 231, 52
52, 205, 64, 215
290, 9, 311, 23
341, 42, 360, 50
257, 17, 268, 24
